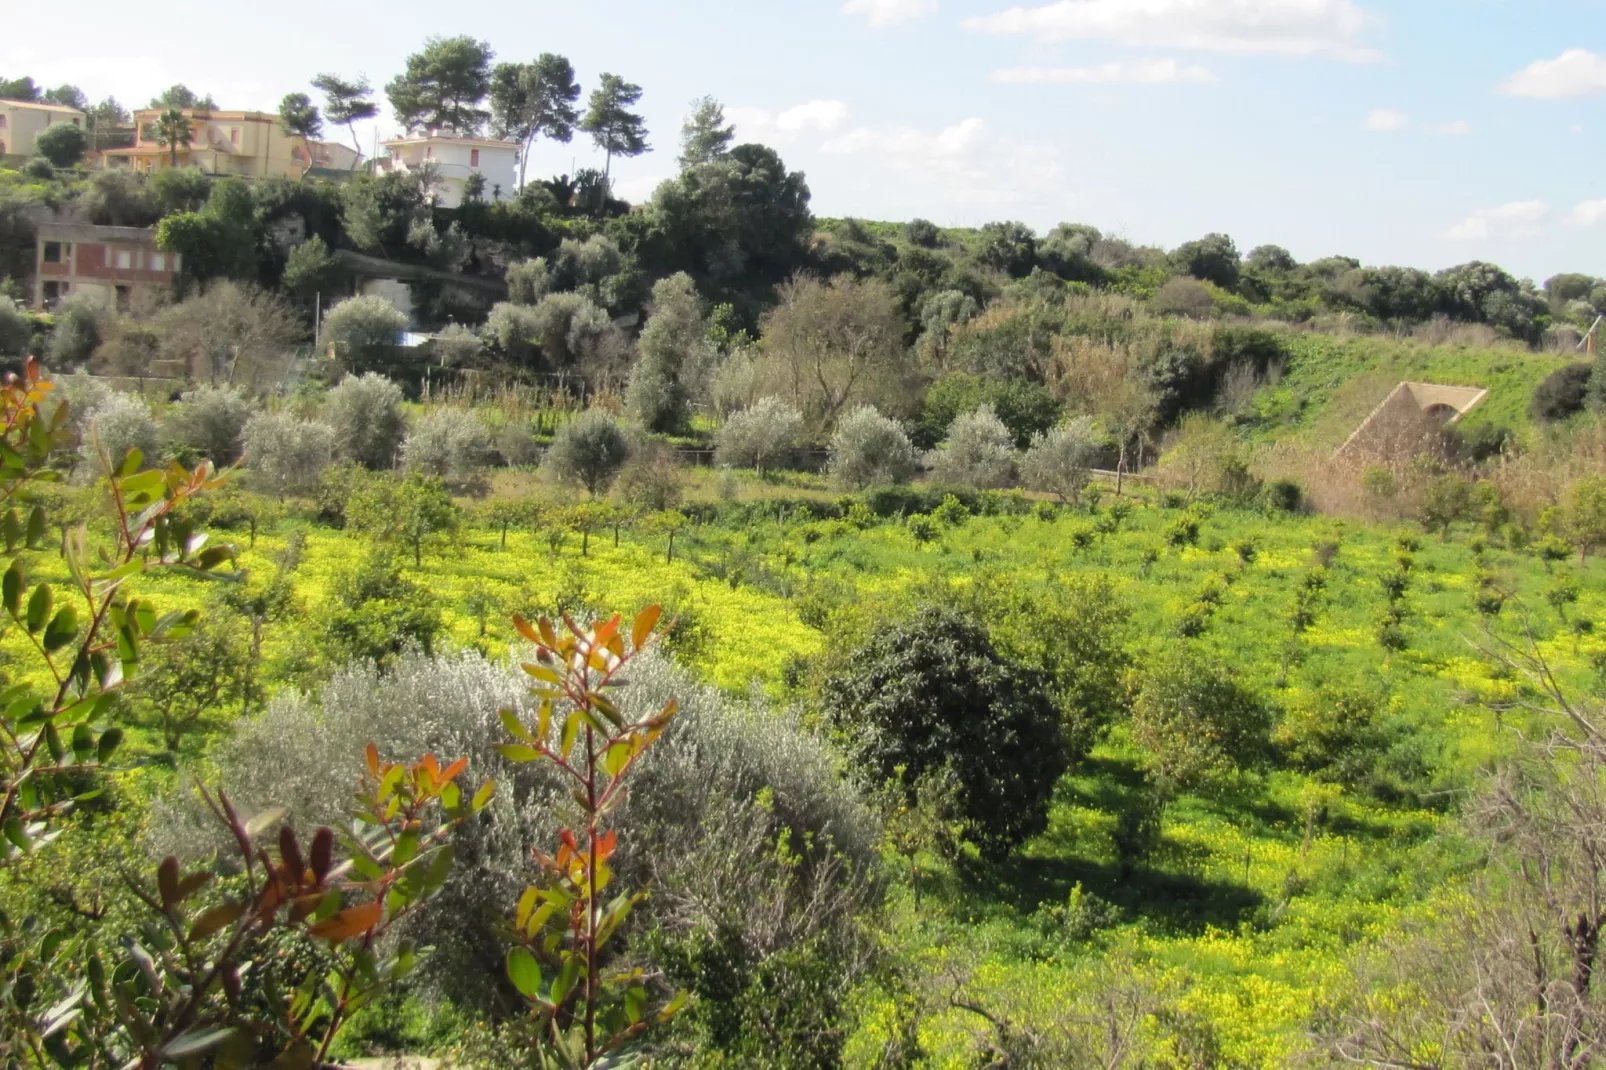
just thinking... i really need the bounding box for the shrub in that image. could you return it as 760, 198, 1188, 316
625, 272, 708, 434
1420, 474, 1471, 540
1275, 685, 1395, 792
821, 606, 1068, 859
926, 404, 1017, 489
1021, 416, 1099, 504
324, 372, 406, 469
429, 323, 483, 368
321, 550, 443, 665
401, 407, 492, 481
322, 294, 406, 372
716, 397, 805, 474
159, 648, 880, 1043
827, 404, 919, 489
914, 372, 1060, 450
242, 411, 335, 497
614, 439, 684, 511
1531, 363, 1594, 422
48, 295, 105, 366
482, 301, 545, 364
34, 121, 88, 167
543, 408, 631, 496
1263, 478, 1303, 513
83, 391, 158, 474
1130, 648, 1270, 792
162, 384, 254, 464
0, 296, 30, 358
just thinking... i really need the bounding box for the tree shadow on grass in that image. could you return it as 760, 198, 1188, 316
955, 754, 1268, 936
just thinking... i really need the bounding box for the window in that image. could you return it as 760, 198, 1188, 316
42, 242, 62, 264
116, 249, 132, 270
0, 115, 7, 128
230, 126, 240, 146
42, 282, 61, 308
470, 148, 480, 167
150, 252, 166, 272
115, 285, 130, 312
71, 117, 80, 127
424, 145, 433, 160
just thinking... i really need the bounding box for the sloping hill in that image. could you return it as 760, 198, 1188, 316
1249, 334, 1578, 448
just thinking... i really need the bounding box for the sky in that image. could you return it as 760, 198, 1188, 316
4, 0, 1605, 282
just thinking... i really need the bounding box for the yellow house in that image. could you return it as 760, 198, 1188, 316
101, 108, 334, 179
0, 99, 87, 159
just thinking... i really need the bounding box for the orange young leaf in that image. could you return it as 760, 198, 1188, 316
512, 614, 542, 645
440, 756, 468, 786
365, 743, 381, 778
632, 605, 662, 650
308, 899, 383, 942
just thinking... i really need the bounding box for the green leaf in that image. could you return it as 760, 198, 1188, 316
25, 506, 45, 549
163, 1027, 240, 1059
118, 448, 145, 478
187, 903, 245, 942
1, 509, 19, 552
43, 722, 63, 763
495, 743, 542, 763
25, 583, 50, 634
471, 779, 496, 813
499, 707, 531, 742
552, 956, 580, 1006
3, 560, 23, 619
506, 947, 541, 999
393, 829, 420, 867
3, 819, 30, 853
42, 606, 78, 654
96, 728, 123, 763
625, 984, 647, 1025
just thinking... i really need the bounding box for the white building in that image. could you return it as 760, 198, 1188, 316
0, 99, 86, 159
376, 134, 518, 208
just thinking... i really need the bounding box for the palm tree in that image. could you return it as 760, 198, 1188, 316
152, 108, 193, 168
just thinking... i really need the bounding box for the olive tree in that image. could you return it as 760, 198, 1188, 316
542, 408, 630, 496
163, 384, 255, 465
0, 296, 30, 358
625, 272, 708, 433
827, 404, 918, 489
402, 407, 492, 481
926, 403, 1016, 489
242, 411, 335, 497
1021, 416, 1100, 504
83, 391, 159, 474
715, 396, 804, 475
324, 372, 406, 469
322, 294, 406, 372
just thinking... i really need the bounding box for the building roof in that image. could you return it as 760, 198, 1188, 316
0, 98, 86, 116
382, 134, 519, 150
36, 220, 160, 243
130, 108, 277, 123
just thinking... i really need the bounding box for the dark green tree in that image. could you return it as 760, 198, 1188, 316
543, 409, 631, 497
41, 84, 87, 110
34, 122, 88, 167
821, 606, 1068, 859
490, 53, 581, 189
580, 73, 649, 200
312, 73, 379, 165
277, 92, 323, 172
151, 108, 193, 167
148, 84, 216, 110
1171, 232, 1241, 290
386, 36, 494, 135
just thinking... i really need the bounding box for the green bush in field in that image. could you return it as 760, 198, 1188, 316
163, 383, 254, 465
542, 408, 631, 496
828, 404, 919, 489
324, 372, 406, 469
821, 606, 1068, 859
322, 549, 443, 664
1131, 647, 1270, 793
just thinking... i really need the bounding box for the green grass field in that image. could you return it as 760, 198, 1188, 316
52, 480, 1597, 1066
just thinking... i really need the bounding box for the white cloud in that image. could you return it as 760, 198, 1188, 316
1364, 111, 1471, 135
842, 0, 937, 26
963, 0, 1382, 62
1566, 199, 1606, 227
1364, 108, 1409, 131
821, 117, 1064, 207
993, 58, 1216, 83
1446, 200, 1548, 241
727, 100, 851, 145
1499, 48, 1606, 99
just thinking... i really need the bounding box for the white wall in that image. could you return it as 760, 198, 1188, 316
383, 139, 519, 208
